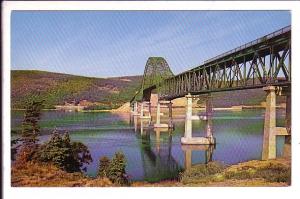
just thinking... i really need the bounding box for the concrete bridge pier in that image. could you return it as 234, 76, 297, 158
205, 94, 215, 144
283, 92, 291, 158
181, 93, 215, 145
140, 101, 151, 119
154, 101, 174, 129
262, 86, 290, 160
132, 101, 139, 116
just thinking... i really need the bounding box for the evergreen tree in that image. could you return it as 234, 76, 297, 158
21, 100, 44, 145
18, 100, 44, 161
107, 151, 129, 185
97, 156, 111, 178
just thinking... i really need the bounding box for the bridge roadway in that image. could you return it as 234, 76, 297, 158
159, 26, 291, 100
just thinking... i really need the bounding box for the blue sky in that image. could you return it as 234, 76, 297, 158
11, 11, 291, 77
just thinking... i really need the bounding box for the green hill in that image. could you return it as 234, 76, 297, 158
11, 70, 142, 109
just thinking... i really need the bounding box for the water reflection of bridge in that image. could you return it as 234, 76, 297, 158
131, 117, 215, 181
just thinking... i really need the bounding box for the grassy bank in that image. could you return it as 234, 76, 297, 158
133, 158, 290, 187
12, 158, 290, 187
178, 158, 290, 186
12, 161, 114, 187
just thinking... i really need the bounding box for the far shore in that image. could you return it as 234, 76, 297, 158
12, 104, 286, 113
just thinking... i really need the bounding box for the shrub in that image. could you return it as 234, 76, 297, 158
224, 162, 291, 184
34, 131, 92, 173
255, 163, 291, 183
180, 162, 226, 184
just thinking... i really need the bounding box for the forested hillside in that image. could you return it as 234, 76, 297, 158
11, 70, 142, 109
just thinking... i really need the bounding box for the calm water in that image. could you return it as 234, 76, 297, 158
11, 109, 286, 182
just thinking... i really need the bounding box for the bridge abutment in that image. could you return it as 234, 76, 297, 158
181, 93, 215, 145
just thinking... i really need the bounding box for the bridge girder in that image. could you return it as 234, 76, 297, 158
159, 26, 291, 100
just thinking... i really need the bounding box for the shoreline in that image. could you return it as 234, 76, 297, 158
12, 105, 286, 113
12, 157, 290, 187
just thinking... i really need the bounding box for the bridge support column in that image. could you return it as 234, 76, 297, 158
140, 101, 151, 119
132, 101, 139, 116
155, 102, 161, 125
206, 94, 215, 143
181, 93, 215, 145
154, 101, 173, 128
262, 86, 290, 160
140, 102, 144, 117
283, 91, 291, 158
184, 94, 193, 140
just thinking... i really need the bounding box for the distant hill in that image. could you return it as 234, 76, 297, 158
11, 70, 286, 110
11, 70, 142, 109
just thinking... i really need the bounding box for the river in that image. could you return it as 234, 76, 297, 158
11, 109, 286, 182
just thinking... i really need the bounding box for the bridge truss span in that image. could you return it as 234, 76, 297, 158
160, 26, 291, 100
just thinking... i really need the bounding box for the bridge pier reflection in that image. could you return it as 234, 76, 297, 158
262, 86, 291, 160
154, 128, 173, 153
181, 93, 216, 145
140, 118, 151, 136
138, 124, 182, 182
182, 144, 214, 170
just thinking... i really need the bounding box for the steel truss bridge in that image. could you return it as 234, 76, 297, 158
132, 25, 291, 102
